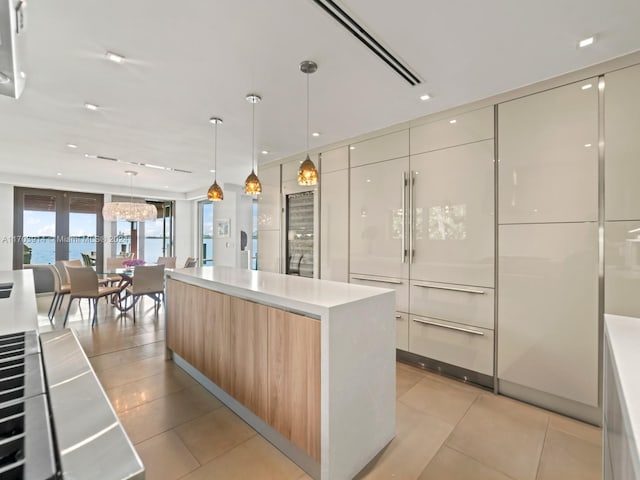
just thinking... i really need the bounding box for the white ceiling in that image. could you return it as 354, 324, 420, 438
1, 0, 639, 198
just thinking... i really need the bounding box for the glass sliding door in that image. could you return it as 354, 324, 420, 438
143, 202, 174, 263
14, 188, 104, 270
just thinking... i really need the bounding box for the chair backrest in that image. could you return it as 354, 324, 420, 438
131, 264, 165, 294
66, 266, 99, 296
183, 257, 197, 268
81, 253, 94, 267
23, 264, 55, 294
156, 256, 177, 268
59, 260, 82, 285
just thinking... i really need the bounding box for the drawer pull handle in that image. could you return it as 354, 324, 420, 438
395, 314, 402, 319
413, 283, 485, 295
351, 276, 403, 285
412, 318, 484, 336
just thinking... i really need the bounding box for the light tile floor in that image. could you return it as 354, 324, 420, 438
38, 295, 602, 480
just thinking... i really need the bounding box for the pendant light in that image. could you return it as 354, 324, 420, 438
244, 94, 262, 195
102, 171, 157, 222
207, 117, 224, 201
298, 60, 319, 186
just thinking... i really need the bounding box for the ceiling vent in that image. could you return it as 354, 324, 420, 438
310, 0, 421, 86
0, 0, 26, 99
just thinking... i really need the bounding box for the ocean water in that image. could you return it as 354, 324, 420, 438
24, 237, 167, 265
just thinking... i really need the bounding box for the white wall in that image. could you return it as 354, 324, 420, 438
0, 185, 14, 270
174, 199, 195, 267
212, 184, 252, 268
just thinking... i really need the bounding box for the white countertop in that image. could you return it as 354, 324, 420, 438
0, 270, 38, 335
167, 266, 393, 312
604, 313, 640, 468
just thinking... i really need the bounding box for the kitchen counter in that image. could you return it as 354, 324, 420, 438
0, 270, 38, 335
603, 314, 640, 479
165, 266, 396, 480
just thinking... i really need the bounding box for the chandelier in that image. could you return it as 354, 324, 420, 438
102, 171, 157, 222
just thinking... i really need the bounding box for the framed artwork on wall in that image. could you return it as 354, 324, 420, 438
216, 218, 230, 238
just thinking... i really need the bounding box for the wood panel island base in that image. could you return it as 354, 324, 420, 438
165, 267, 396, 480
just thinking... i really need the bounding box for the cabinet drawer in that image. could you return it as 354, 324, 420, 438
350, 274, 409, 313
410, 106, 494, 155
410, 281, 494, 330
350, 130, 409, 168
396, 312, 408, 351
409, 315, 493, 376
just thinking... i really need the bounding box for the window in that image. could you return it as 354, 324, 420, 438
198, 200, 213, 265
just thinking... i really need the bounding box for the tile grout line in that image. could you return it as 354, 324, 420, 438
533, 416, 551, 480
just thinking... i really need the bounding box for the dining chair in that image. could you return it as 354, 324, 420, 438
63, 267, 121, 327
183, 257, 198, 268
156, 256, 177, 268
123, 264, 165, 322
48, 264, 70, 324
81, 252, 95, 267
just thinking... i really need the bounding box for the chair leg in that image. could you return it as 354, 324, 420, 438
57, 293, 66, 312
48, 293, 58, 322
63, 297, 73, 328
133, 296, 136, 323
92, 298, 98, 326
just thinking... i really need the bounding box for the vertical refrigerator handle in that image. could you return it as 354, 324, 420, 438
401, 172, 407, 263
409, 171, 415, 264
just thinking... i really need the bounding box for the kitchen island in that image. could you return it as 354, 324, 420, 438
165, 266, 396, 480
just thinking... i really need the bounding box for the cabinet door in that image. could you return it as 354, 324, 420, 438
350, 157, 409, 279
410, 140, 494, 287
410, 106, 494, 155
498, 222, 599, 407
257, 230, 280, 273
257, 163, 281, 230
604, 220, 640, 317
350, 130, 409, 168
203, 291, 230, 387
228, 296, 269, 420
605, 64, 640, 221
267, 308, 320, 461
321, 168, 348, 282
498, 79, 598, 224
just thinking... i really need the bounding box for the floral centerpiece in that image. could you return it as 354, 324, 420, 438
123, 259, 145, 268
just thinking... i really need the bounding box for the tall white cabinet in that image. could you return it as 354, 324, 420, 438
256, 163, 281, 273
604, 64, 640, 318
320, 147, 349, 282
497, 79, 600, 418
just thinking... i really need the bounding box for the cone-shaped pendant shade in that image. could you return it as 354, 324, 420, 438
207, 180, 224, 201
298, 154, 318, 186
244, 169, 262, 195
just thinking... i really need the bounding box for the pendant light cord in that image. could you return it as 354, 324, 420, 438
306, 72, 310, 153
252, 100, 256, 172
214, 122, 218, 181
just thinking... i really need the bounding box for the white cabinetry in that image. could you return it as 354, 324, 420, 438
350, 156, 410, 279
257, 163, 281, 273
350, 130, 408, 168
497, 80, 599, 414
410, 140, 495, 287
320, 148, 349, 282
498, 221, 599, 407
604, 220, 640, 317
605, 64, 640, 221
499, 79, 598, 224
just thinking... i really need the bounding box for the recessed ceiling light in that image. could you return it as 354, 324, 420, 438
579, 37, 594, 48
350, 146, 355, 150
312, 132, 321, 137
164, 185, 169, 189
419, 94, 431, 101
584, 143, 592, 147
581, 84, 592, 90
105, 51, 125, 64
209, 169, 216, 173
56, 172, 62, 176
261, 150, 269, 155
449, 119, 457, 124
66, 143, 78, 149
144, 163, 166, 170
84, 153, 97, 159
84, 103, 99, 111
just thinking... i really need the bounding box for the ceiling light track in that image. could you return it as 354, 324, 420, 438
86, 154, 193, 173
310, 0, 421, 86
